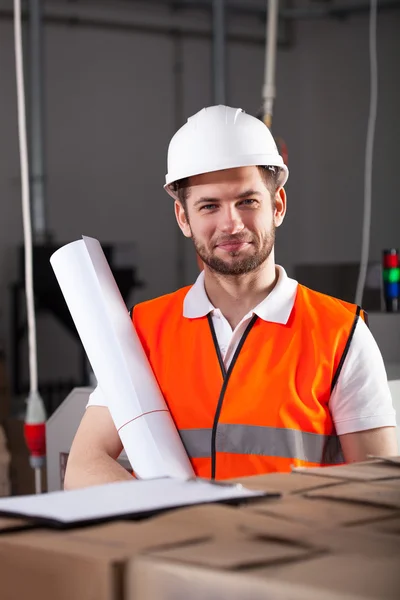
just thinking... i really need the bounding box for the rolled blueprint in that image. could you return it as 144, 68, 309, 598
50, 236, 194, 479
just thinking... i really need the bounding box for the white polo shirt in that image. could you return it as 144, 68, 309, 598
88, 266, 396, 436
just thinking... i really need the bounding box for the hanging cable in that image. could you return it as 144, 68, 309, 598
14, 0, 37, 393
262, 0, 279, 129
13, 0, 46, 494
355, 0, 378, 306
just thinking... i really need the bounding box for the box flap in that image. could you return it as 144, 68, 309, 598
369, 456, 400, 466
307, 526, 400, 557
351, 514, 400, 537
293, 460, 400, 482
129, 504, 259, 541
0, 513, 213, 561
145, 537, 316, 569
238, 507, 327, 549
128, 504, 323, 550
70, 512, 212, 551
132, 555, 366, 600
230, 472, 345, 494
368, 515, 400, 535
248, 495, 392, 526
306, 481, 400, 509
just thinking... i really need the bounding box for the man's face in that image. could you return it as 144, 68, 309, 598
175, 166, 286, 276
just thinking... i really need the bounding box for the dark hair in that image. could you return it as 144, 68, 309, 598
172, 166, 281, 211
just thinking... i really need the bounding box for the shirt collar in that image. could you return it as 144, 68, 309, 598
183, 265, 298, 325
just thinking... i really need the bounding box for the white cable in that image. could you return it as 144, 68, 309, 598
35, 467, 42, 494
263, 0, 279, 128
355, 0, 378, 306
14, 0, 39, 394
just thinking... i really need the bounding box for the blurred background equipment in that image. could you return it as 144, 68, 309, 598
262, 0, 279, 130
382, 249, 400, 312
354, 0, 378, 306
13, 0, 46, 494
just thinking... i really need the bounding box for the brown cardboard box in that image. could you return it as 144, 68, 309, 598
244, 494, 393, 526
0, 503, 324, 600
0, 516, 35, 534
350, 514, 400, 537
306, 480, 400, 509
130, 462, 400, 599
0, 461, 399, 600
293, 459, 400, 483
230, 470, 348, 494
132, 553, 400, 600
0, 514, 209, 600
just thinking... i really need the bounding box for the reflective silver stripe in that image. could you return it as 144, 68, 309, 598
179, 428, 212, 459
179, 424, 343, 465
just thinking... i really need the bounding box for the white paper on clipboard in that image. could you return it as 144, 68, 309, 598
50, 236, 194, 480
0, 478, 268, 526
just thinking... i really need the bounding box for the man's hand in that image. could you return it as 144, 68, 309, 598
339, 426, 398, 463
64, 406, 133, 490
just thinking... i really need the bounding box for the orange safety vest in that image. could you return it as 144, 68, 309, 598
132, 284, 365, 480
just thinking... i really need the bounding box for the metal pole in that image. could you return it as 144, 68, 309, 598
173, 31, 186, 288
212, 0, 226, 104
263, 0, 279, 129
29, 0, 47, 242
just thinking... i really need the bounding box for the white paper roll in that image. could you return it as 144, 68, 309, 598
50, 236, 194, 479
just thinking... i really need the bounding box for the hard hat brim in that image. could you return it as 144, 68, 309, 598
164, 158, 288, 200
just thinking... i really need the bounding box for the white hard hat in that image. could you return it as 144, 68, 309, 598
164, 105, 288, 199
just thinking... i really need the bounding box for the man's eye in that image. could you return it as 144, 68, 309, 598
239, 199, 256, 206
200, 204, 217, 211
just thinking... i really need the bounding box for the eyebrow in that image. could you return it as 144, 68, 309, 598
193, 189, 262, 207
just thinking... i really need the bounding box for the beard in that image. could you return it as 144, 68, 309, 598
191, 226, 275, 276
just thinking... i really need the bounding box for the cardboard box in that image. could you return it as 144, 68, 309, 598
351, 514, 400, 537
0, 504, 323, 600
0, 516, 34, 534
230, 470, 348, 494
0, 460, 398, 599
306, 480, 400, 509
0, 512, 209, 600
293, 459, 400, 483
244, 494, 393, 527
131, 462, 400, 599
132, 553, 400, 600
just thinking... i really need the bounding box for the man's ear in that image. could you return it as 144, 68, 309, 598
274, 187, 287, 227
175, 200, 192, 238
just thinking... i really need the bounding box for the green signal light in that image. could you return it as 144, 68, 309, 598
383, 268, 400, 283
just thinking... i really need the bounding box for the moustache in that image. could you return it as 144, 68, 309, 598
214, 234, 254, 246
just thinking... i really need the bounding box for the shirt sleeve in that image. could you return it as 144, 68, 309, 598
86, 385, 108, 408
330, 317, 397, 435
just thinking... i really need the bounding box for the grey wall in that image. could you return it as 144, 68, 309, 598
0, 2, 399, 394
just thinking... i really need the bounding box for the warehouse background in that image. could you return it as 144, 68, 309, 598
0, 0, 399, 413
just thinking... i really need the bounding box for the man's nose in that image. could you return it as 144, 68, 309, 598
219, 206, 244, 234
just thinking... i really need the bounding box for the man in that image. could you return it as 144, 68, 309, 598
65, 105, 397, 489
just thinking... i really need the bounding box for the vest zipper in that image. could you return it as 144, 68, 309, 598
207, 314, 258, 479
207, 314, 227, 379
